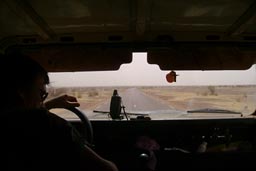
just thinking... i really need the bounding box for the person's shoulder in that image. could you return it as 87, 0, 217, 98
4, 108, 68, 127
3, 108, 46, 121
45, 110, 69, 126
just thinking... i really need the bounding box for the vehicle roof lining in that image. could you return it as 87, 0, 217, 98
7, 43, 256, 72
148, 43, 256, 70
2, 0, 256, 71
7, 44, 133, 72
1, 0, 256, 39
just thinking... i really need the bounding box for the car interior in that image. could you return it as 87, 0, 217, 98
2, 0, 256, 170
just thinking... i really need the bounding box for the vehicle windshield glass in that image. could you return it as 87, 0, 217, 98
48, 53, 256, 120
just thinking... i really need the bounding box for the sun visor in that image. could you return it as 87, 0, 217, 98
148, 44, 256, 70
8, 45, 132, 72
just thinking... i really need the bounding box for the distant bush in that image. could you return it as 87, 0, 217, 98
201, 92, 208, 96
208, 86, 218, 96
88, 89, 99, 97
243, 93, 247, 99
76, 92, 82, 98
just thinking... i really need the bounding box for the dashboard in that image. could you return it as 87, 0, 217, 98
71, 118, 256, 170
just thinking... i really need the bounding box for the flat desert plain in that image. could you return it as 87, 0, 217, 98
48, 86, 256, 119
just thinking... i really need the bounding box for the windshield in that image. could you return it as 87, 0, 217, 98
48, 53, 256, 120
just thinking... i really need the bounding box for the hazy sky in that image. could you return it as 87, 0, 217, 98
49, 53, 256, 87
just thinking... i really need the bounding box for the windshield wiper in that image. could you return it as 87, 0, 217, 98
187, 108, 241, 114
93, 110, 149, 116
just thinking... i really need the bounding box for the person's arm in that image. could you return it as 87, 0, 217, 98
44, 94, 80, 110
79, 144, 118, 171
69, 122, 118, 171
45, 96, 118, 171
47, 111, 118, 171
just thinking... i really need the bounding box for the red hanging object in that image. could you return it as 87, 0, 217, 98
166, 71, 178, 83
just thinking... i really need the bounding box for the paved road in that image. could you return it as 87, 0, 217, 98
54, 88, 185, 119
95, 88, 174, 114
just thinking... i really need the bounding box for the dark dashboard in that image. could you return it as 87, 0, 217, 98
71, 118, 256, 170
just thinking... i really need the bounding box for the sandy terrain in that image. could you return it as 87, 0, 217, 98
47, 85, 256, 120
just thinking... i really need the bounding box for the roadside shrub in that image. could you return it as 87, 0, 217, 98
88, 89, 99, 97
208, 86, 218, 96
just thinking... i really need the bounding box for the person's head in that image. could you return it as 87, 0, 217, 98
2, 53, 49, 111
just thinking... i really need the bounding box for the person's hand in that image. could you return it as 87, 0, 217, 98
44, 94, 80, 110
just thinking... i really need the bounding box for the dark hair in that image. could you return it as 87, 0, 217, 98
1, 53, 49, 109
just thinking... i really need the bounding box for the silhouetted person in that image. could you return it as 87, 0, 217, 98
2, 53, 118, 171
